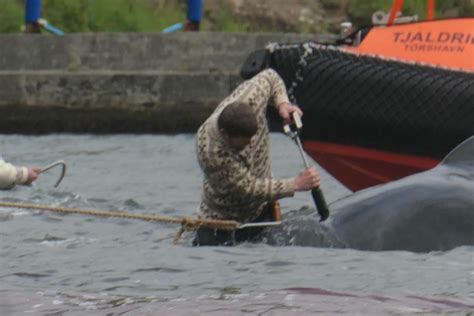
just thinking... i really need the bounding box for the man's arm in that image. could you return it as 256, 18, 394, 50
254, 69, 290, 108
206, 155, 320, 203
254, 69, 303, 123
0, 160, 39, 190
207, 155, 295, 203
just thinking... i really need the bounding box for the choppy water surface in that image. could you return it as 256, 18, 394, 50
1, 134, 473, 315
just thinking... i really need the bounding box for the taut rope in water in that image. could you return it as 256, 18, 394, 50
0, 201, 241, 244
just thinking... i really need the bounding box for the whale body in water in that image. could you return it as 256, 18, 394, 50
265, 136, 474, 252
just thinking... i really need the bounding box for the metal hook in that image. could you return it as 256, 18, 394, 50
39, 160, 67, 187
237, 221, 282, 229
283, 112, 310, 168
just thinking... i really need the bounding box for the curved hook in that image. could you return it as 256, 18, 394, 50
39, 160, 67, 187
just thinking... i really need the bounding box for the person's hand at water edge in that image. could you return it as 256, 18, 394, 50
25, 167, 41, 185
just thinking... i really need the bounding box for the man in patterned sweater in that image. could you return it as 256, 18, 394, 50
0, 158, 40, 190
194, 69, 321, 246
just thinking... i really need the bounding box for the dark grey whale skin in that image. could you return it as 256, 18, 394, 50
266, 136, 474, 253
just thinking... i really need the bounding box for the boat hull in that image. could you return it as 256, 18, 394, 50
291, 48, 474, 191
242, 19, 474, 191
303, 140, 438, 191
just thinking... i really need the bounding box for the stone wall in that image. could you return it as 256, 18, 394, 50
0, 32, 331, 134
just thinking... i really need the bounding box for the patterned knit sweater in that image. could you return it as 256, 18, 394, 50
0, 158, 28, 190
196, 69, 295, 222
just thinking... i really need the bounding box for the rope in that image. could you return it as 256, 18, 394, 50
0, 201, 240, 243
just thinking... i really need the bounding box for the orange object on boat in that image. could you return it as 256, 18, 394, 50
345, 18, 474, 72
344, 0, 473, 72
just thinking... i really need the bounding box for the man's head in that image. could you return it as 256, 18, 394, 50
218, 101, 258, 150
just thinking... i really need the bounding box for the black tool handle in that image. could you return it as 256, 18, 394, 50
311, 187, 329, 222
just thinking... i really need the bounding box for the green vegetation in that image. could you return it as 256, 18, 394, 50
0, 0, 473, 34
0, 0, 187, 33
202, 7, 251, 33
348, 0, 474, 26
0, 0, 24, 32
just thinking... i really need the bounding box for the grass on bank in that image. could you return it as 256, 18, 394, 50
1, 0, 188, 33
1, 0, 473, 33
348, 0, 474, 26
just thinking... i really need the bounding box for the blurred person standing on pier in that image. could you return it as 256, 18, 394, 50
184, 0, 202, 31
24, 0, 41, 33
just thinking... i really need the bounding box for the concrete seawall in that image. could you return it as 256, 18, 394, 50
0, 32, 330, 134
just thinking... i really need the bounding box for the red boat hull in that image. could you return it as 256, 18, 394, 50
240, 17, 474, 192
304, 140, 439, 191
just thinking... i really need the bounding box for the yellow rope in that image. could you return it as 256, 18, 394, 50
0, 201, 240, 243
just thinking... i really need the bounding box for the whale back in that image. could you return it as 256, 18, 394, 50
326, 136, 474, 252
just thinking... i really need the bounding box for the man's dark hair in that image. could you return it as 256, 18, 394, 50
218, 101, 258, 138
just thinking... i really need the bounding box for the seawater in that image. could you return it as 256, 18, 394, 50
1, 134, 473, 315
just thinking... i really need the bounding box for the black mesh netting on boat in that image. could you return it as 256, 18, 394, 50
242, 43, 474, 159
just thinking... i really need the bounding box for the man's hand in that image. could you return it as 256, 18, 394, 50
278, 102, 303, 124
25, 167, 41, 185
294, 167, 320, 192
